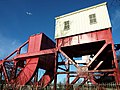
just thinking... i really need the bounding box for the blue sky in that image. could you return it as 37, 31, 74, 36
0, 0, 120, 57
0, 0, 120, 83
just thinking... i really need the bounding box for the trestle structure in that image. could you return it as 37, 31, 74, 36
54, 28, 120, 90
0, 30, 120, 90
0, 2, 120, 90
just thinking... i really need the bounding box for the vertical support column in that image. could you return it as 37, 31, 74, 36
107, 29, 120, 83
34, 71, 38, 83
54, 51, 58, 90
11, 61, 17, 81
0, 71, 2, 83
112, 43, 120, 84
66, 60, 70, 90
2, 64, 9, 83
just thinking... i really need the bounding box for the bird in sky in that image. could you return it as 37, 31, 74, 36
26, 12, 32, 15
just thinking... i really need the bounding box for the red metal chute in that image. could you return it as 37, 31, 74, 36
0, 33, 56, 88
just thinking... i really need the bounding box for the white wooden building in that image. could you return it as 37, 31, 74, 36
55, 2, 111, 39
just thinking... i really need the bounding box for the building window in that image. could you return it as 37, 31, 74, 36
64, 21, 70, 30
89, 14, 97, 24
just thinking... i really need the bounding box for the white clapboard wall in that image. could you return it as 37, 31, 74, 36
55, 2, 111, 39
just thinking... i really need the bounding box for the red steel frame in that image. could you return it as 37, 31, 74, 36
0, 28, 120, 90
0, 33, 56, 89
54, 28, 120, 90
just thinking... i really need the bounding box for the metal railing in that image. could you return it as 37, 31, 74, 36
0, 83, 120, 90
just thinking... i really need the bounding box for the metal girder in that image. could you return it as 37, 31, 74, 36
75, 78, 88, 90
94, 61, 103, 70
2, 64, 9, 83
13, 48, 56, 60
4, 40, 28, 60
87, 43, 108, 67
59, 49, 79, 68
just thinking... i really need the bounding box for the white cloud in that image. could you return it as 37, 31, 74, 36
0, 34, 25, 59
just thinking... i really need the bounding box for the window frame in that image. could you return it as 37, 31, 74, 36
64, 21, 70, 30
89, 14, 97, 25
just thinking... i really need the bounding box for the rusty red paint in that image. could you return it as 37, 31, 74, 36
0, 33, 56, 88
0, 28, 119, 90
56, 28, 120, 89
13, 34, 42, 85
56, 28, 113, 47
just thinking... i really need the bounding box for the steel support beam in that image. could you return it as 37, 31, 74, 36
75, 78, 88, 90
57, 69, 114, 74
54, 51, 58, 90
13, 48, 56, 60
87, 43, 108, 67
4, 40, 29, 60
2, 64, 9, 83
59, 49, 79, 68
94, 61, 103, 70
